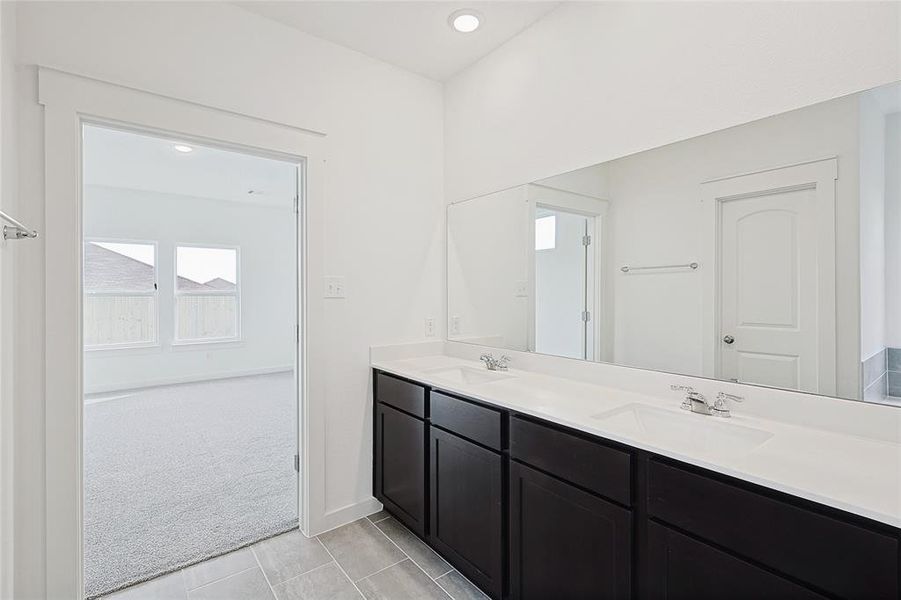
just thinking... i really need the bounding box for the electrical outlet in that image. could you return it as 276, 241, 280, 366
324, 276, 346, 298
425, 317, 436, 337
451, 315, 461, 336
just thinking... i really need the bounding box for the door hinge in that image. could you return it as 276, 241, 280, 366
582, 235, 592, 246
294, 454, 300, 472
293, 195, 299, 214
295, 324, 300, 343
582, 310, 591, 322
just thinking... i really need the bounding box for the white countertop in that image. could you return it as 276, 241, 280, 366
372, 353, 901, 529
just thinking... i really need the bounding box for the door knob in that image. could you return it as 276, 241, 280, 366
723, 335, 735, 344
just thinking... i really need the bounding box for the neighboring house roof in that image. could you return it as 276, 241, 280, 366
199, 277, 237, 291
84, 242, 155, 292
84, 243, 235, 292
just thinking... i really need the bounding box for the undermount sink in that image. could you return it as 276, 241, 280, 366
423, 365, 514, 385
591, 403, 773, 459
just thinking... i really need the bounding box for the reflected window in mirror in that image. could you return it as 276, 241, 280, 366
535, 215, 556, 250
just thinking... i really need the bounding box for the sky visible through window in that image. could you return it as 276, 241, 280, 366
177, 247, 237, 287
93, 242, 155, 266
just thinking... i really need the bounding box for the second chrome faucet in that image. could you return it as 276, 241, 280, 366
480, 353, 511, 371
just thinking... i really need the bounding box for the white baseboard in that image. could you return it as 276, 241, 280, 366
84, 365, 294, 395
308, 497, 383, 537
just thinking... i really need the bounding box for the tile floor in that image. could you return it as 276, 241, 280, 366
100, 510, 488, 600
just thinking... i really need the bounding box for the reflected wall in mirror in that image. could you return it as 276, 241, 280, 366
447, 80, 901, 405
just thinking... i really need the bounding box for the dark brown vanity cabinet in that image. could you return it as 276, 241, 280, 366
429, 392, 505, 599
372, 369, 901, 600
373, 373, 427, 536
509, 416, 632, 600
647, 458, 900, 599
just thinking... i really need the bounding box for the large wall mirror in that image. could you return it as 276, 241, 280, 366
447, 80, 901, 406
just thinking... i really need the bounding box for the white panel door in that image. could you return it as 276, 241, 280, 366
719, 188, 818, 391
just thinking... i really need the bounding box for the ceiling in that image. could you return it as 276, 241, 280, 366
83, 125, 298, 208
236, 1, 561, 81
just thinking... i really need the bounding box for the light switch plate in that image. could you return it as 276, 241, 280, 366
324, 276, 346, 298
514, 280, 529, 297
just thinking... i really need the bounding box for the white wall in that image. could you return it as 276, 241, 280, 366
445, 1, 901, 203
12, 3, 444, 597
886, 113, 901, 347
601, 95, 863, 399
859, 94, 888, 361
447, 186, 529, 349
83, 185, 295, 393
534, 164, 608, 199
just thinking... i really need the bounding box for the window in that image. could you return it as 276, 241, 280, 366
175, 246, 239, 342
84, 241, 158, 348
535, 215, 556, 250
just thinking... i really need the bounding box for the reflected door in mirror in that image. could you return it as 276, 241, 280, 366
534, 208, 594, 360
709, 159, 836, 395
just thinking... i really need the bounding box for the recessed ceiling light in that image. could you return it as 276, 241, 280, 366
173, 144, 194, 153
449, 9, 481, 33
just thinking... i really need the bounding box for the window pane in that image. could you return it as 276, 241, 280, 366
84, 295, 156, 346
177, 295, 237, 340
535, 215, 556, 250
84, 242, 156, 292
176, 247, 237, 292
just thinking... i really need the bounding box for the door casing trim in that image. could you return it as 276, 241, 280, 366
700, 157, 838, 396
38, 66, 327, 598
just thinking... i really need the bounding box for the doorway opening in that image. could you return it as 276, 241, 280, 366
534, 206, 596, 360
81, 123, 301, 598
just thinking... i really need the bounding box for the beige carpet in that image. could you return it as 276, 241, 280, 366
83, 372, 297, 598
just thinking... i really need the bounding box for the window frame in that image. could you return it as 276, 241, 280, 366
83, 237, 161, 351
172, 242, 242, 345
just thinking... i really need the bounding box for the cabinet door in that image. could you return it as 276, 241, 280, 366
648, 458, 899, 599
374, 403, 426, 536
647, 522, 826, 600
430, 426, 503, 599
509, 461, 631, 600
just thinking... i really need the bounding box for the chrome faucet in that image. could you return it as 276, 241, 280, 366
480, 353, 510, 371
671, 385, 713, 415
671, 385, 743, 417
712, 391, 744, 418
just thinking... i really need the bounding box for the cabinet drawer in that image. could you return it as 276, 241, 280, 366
510, 416, 631, 506
431, 391, 502, 451
648, 459, 899, 599
375, 371, 426, 418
